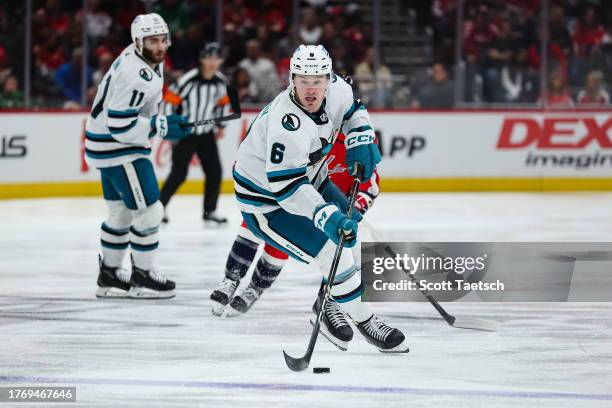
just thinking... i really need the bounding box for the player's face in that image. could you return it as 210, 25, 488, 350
201, 56, 223, 73
142, 35, 169, 64
294, 75, 329, 113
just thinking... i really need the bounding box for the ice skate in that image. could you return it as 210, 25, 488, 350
356, 315, 409, 353
95, 255, 132, 298
210, 277, 239, 316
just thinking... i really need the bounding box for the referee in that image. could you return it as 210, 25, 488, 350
160, 42, 229, 226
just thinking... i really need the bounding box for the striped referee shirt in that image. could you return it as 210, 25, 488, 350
165, 68, 229, 135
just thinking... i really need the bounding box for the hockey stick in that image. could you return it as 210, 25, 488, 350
283, 170, 362, 372
383, 246, 499, 332
179, 85, 242, 129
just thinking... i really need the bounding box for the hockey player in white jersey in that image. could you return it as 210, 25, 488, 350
85, 13, 192, 299
230, 44, 409, 352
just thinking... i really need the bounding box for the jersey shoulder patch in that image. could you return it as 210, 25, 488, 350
281, 113, 300, 131
139, 67, 154, 82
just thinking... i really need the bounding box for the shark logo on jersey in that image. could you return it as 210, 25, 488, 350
139, 68, 153, 82
282, 113, 300, 131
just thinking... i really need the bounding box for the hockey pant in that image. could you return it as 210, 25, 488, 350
99, 158, 163, 270
241, 179, 372, 322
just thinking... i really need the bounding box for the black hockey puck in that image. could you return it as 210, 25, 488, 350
313, 367, 330, 374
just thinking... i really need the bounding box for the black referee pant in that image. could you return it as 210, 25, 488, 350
160, 131, 222, 216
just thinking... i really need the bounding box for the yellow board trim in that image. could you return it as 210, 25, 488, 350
1, 178, 612, 199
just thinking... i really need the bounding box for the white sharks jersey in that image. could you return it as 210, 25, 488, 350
85, 44, 164, 168
233, 73, 376, 219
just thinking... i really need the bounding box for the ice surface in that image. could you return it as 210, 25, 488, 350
1, 193, 611, 407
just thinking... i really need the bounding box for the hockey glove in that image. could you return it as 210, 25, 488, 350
313, 204, 358, 248
345, 134, 381, 180
151, 114, 193, 141
354, 192, 374, 215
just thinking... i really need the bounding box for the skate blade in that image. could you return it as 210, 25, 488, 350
223, 301, 248, 318
452, 318, 499, 332
95, 287, 130, 298
224, 305, 245, 318
203, 220, 228, 228
128, 287, 175, 299
211, 301, 227, 317
308, 315, 349, 352
379, 338, 410, 354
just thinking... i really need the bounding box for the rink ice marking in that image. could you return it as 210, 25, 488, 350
1, 376, 611, 401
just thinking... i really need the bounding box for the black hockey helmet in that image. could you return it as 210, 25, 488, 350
200, 42, 222, 59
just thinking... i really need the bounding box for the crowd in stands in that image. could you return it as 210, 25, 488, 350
0, 0, 610, 109
418, 0, 612, 107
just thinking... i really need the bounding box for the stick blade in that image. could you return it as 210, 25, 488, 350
451, 318, 499, 332
283, 350, 310, 372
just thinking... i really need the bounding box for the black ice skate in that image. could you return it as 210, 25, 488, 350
95, 255, 132, 298
203, 211, 228, 227
356, 315, 410, 353
210, 277, 239, 316
310, 295, 354, 351
129, 261, 176, 299
226, 283, 262, 316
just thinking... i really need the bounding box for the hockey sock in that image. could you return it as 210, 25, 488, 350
330, 269, 373, 323
100, 222, 130, 267
316, 241, 373, 323
130, 225, 159, 271
250, 244, 288, 291
225, 235, 259, 281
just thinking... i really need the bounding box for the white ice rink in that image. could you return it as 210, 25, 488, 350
1, 192, 611, 407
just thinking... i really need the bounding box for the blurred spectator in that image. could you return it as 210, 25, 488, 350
319, 21, 337, 50
549, 6, 573, 58
354, 47, 392, 107
223, 0, 258, 35
304, 0, 328, 6
33, 34, 66, 75
540, 68, 573, 108
299, 7, 322, 44
603, 23, 612, 45
114, 0, 146, 30
92, 51, 114, 86
497, 49, 538, 103
86, 0, 112, 46
54, 47, 93, 104
260, 0, 288, 36
0, 75, 23, 108
169, 24, 203, 70
233, 67, 258, 104
577, 70, 610, 105
483, 21, 516, 101
154, 0, 190, 38
573, 6, 605, 58
255, 25, 276, 59
412, 63, 454, 109
0, 46, 12, 85
330, 39, 353, 77
463, 5, 498, 63
37, 0, 71, 35
238, 39, 279, 103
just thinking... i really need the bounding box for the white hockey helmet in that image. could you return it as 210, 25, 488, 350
131, 13, 171, 54
290, 44, 332, 79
